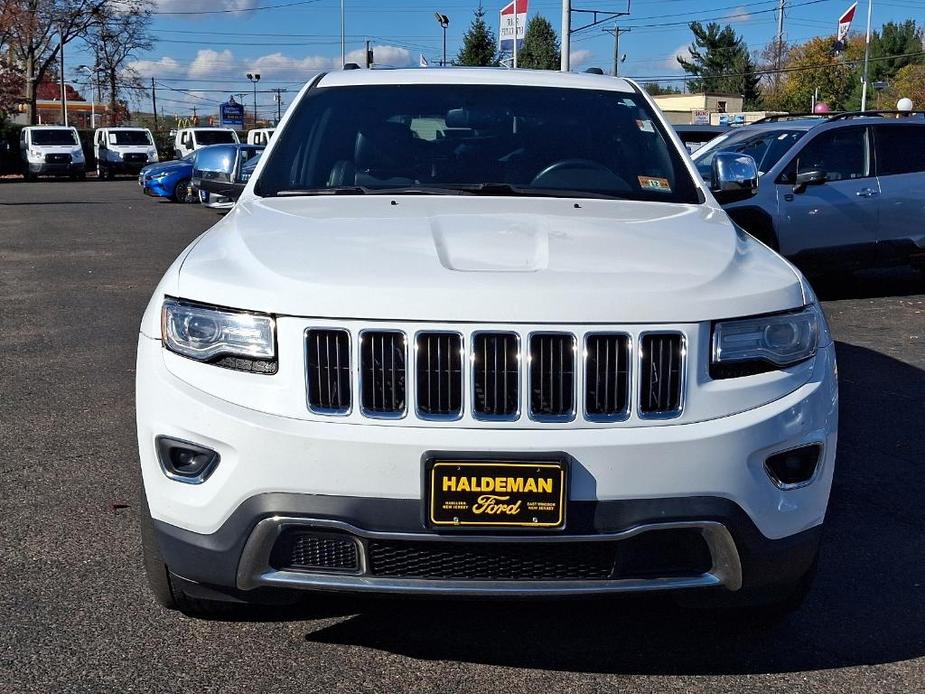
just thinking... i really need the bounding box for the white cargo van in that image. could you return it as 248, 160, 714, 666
246, 128, 274, 146
20, 126, 86, 180
173, 128, 239, 159
94, 127, 158, 179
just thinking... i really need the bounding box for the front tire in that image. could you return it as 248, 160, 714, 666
172, 178, 192, 203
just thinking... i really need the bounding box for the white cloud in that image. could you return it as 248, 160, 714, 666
188, 49, 236, 79
153, 0, 258, 13
663, 43, 690, 71
245, 52, 330, 79
725, 6, 751, 23
129, 56, 183, 78
347, 44, 412, 68
569, 49, 593, 68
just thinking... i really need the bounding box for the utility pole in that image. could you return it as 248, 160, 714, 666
151, 77, 158, 132
603, 26, 630, 76
860, 0, 873, 110
513, 3, 518, 68
365, 39, 371, 68
774, 0, 785, 92
340, 0, 345, 68
561, 0, 571, 71
270, 88, 287, 122
59, 26, 68, 126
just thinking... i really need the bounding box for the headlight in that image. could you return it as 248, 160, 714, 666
147, 148, 158, 161
73, 148, 84, 160
161, 299, 276, 372
711, 305, 819, 378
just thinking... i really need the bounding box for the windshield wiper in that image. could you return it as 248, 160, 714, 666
273, 185, 472, 197
275, 186, 370, 196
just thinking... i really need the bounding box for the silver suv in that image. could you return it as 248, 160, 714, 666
692, 112, 925, 275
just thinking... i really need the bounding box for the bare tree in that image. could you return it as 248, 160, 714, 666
5, 0, 108, 123
83, 0, 152, 125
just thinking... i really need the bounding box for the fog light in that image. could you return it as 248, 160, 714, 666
155, 436, 220, 484
765, 444, 822, 489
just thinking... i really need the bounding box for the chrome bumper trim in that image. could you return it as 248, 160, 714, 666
236, 516, 743, 595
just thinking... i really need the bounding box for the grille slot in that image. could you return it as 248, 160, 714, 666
585, 333, 631, 419
306, 329, 351, 414
472, 332, 520, 418
529, 333, 576, 420
271, 531, 359, 573
360, 330, 407, 417
415, 332, 463, 418
639, 333, 684, 416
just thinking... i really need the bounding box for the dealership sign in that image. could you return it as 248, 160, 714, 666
500, 0, 528, 51
219, 96, 244, 129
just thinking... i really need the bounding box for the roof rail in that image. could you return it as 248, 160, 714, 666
752, 112, 842, 124
825, 109, 925, 120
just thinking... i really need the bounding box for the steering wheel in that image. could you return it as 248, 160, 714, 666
531, 158, 614, 186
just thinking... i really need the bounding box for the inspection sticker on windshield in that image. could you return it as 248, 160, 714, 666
638, 176, 672, 192
636, 119, 655, 133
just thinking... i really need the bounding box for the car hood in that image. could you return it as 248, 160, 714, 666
176, 196, 805, 323
145, 161, 189, 176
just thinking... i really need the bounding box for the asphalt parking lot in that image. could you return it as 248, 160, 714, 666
1, 179, 923, 693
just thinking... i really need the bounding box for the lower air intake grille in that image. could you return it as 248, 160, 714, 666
360, 330, 407, 416
640, 333, 683, 416
306, 329, 351, 414
472, 332, 519, 418
271, 531, 359, 573
365, 530, 711, 581
529, 333, 576, 419
585, 333, 630, 419
416, 332, 463, 418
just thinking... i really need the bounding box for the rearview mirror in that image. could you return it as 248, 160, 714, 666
710, 152, 758, 204
793, 169, 827, 194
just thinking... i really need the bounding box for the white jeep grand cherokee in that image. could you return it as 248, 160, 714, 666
136, 68, 837, 615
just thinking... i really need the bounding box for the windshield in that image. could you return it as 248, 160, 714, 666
195, 130, 237, 146
693, 128, 805, 178
256, 84, 700, 203
109, 130, 152, 146
31, 129, 78, 146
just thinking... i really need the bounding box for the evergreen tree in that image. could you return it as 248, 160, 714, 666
456, 4, 500, 66
518, 15, 559, 70
678, 22, 761, 108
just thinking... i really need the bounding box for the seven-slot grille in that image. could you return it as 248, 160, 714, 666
306, 329, 351, 414
360, 330, 407, 416
585, 333, 631, 419
472, 332, 519, 418
304, 327, 685, 422
415, 332, 463, 418
639, 333, 684, 415
529, 333, 576, 419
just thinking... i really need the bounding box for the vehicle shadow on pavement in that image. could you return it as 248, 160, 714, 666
811, 268, 923, 300
249, 341, 925, 675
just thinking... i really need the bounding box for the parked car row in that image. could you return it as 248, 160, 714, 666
137, 142, 264, 210
13, 125, 273, 184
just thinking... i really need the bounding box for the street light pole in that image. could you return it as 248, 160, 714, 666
340, 0, 346, 68
860, 0, 873, 110
59, 25, 68, 125
77, 65, 98, 129
246, 72, 260, 128
435, 12, 449, 66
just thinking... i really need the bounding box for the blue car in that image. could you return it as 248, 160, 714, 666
139, 152, 196, 203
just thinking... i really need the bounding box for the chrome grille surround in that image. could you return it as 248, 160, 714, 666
414, 330, 464, 421
471, 331, 521, 421
358, 329, 408, 419
527, 332, 577, 423
583, 332, 632, 422
304, 328, 352, 416
296, 321, 691, 427
638, 331, 686, 419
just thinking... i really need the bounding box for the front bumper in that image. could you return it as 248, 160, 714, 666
143, 179, 174, 198
28, 161, 85, 175
137, 334, 837, 596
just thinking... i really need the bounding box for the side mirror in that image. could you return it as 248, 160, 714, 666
192, 145, 244, 200
710, 152, 758, 204
793, 169, 827, 194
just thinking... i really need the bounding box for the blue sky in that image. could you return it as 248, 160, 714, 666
67, 0, 924, 117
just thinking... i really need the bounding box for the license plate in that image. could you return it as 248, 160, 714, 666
428, 459, 567, 529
